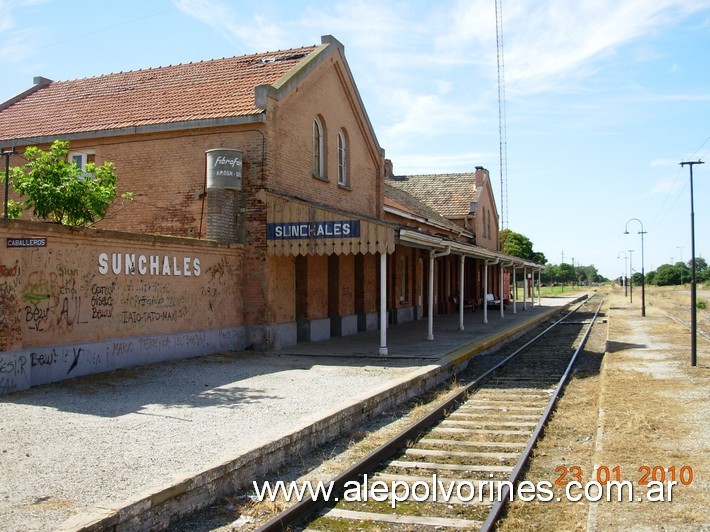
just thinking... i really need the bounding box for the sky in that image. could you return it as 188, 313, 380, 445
1, 0, 709, 280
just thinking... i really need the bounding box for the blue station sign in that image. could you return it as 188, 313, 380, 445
267, 220, 361, 240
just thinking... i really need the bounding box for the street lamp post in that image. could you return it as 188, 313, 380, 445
625, 218, 646, 317
618, 251, 628, 297
628, 249, 634, 303
680, 160, 704, 367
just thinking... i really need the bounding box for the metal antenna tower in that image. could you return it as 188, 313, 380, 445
495, 0, 508, 230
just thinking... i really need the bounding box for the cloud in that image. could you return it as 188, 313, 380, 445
649, 159, 679, 168
0, 0, 49, 62
492, 0, 710, 94
172, 0, 293, 52
388, 151, 491, 175
649, 178, 685, 195
381, 87, 486, 140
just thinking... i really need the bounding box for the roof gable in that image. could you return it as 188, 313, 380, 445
0, 45, 318, 143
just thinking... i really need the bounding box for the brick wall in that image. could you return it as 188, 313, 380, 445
267, 58, 381, 220
295, 255, 328, 320
0, 219, 245, 394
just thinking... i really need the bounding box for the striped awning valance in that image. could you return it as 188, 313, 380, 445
266, 193, 395, 256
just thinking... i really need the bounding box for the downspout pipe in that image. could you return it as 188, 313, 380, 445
459, 254, 465, 331
511, 264, 517, 314
499, 262, 505, 318
379, 252, 388, 355
536, 269, 542, 306
427, 246, 451, 341
483, 257, 499, 324
501, 261, 514, 318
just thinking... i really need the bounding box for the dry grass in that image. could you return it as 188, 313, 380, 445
498, 286, 710, 531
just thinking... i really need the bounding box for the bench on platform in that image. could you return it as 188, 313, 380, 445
486, 293, 504, 309
449, 296, 477, 312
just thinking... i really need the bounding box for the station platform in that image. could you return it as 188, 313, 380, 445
0, 293, 582, 531
281, 296, 578, 360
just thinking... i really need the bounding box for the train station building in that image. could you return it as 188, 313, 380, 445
0, 35, 543, 392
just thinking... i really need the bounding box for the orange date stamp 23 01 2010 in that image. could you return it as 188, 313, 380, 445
555, 465, 694, 486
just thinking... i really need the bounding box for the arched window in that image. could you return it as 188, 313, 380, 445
313, 116, 325, 178
337, 129, 349, 187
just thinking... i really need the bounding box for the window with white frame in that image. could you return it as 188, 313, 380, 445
68, 150, 96, 170
313, 117, 325, 179
337, 129, 349, 187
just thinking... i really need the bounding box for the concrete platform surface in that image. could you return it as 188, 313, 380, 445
0, 294, 580, 531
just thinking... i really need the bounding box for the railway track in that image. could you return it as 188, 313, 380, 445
257, 294, 604, 531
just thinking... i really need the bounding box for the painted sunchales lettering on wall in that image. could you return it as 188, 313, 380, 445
97, 253, 201, 277
0, 220, 245, 394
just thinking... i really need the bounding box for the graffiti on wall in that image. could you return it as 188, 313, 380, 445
0, 236, 242, 393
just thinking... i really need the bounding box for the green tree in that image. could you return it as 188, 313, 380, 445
558, 263, 576, 284
11, 140, 122, 226
687, 257, 709, 283
653, 264, 680, 286
545, 263, 560, 284
501, 228, 547, 264
648, 262, 690, 286
646, 270, 657, 285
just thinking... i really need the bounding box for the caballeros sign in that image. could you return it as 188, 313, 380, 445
7, 237, 47, 247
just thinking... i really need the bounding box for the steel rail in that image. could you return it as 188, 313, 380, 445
663, 310, 710, 341
256, 295, 595, 532
479, 297, 604, 531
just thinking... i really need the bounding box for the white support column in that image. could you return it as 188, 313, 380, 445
499, 263, 505, 318
537, 270, 542, 306
427, 250, 435, 341
379, 252, 388, 355
458, 255, 465, 330
530, 269, 535, 308
523, 266, 528, 310
512, 265, 517, 314
483, 260, 489, 324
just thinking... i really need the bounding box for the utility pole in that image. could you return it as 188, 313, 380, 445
2, 147, 16, 219
680, 160, 704, 367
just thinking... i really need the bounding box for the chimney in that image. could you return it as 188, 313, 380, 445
384, 159, 394, 179
474, 166, 489, 186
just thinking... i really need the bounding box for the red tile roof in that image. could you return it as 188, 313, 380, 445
0, 46, 318, 142
385, 183, 466, 234
387, 173, 480, 218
